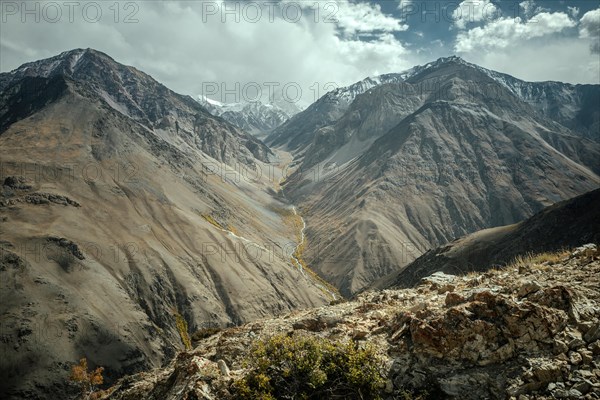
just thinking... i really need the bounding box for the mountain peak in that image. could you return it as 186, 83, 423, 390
436, 55, 466, 63
1, 47, 118, 86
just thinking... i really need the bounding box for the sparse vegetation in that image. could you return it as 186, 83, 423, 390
69, 357, 105, 400
173, 310, 192, 350
202, 213, 240, 236
291, 241, 341, 299
285, 210, 342, 300
201, 214, 225, 230
232, 333, 385, 400
191, 327, 222, 342
508, 249, 570, 271
228, 224, 239, 236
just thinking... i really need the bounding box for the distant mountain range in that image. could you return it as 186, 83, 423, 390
268, 56, 599, 153
198, 94, 301, 138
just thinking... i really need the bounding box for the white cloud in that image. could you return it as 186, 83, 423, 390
452, 4, 597, 85
397, 0, 417, 24
397, 0, 415, 9
451, 0, 498, 30
579, 8, 600, 54
333, 0, 409, 36
0, 1, 416, 106
519, 1, 549, 19
579, 8, 600, 38
1, 0, 597, 108
520, 1, 536, 18
462, 36, 600, 85
455, 12, 576, 52
568, 6, 580, 19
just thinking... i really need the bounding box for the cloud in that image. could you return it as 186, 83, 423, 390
450, 4, 598, 84
333, 0, 409, 36
519, 0, 549, 19
0, 0, 597, 106
397, 0, 415, 9
579, 8, 600, 54
461, 36, 600, 85
451, 0, 499, 30
568, 6, 580, 19
579, 8, 600, 38
0, 1, 416, 106
454, 11, 576, 52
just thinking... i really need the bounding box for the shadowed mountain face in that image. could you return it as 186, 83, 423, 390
373, 188, 600, 290
278, 57, 600, 297
0, 49, 330, 399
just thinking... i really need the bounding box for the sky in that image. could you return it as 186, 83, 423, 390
1, 0, 599, 106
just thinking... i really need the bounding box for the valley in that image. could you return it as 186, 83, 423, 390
0, 48, 598, 400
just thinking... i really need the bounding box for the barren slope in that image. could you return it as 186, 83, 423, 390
373, 188, 600, 289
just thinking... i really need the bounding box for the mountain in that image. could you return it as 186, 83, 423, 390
0, 49, 274, 165
268, 56, 599, 158
198, 95, 300, 138
0, 49, 331, 399
277, 57, 600, 296
266, 73, 407, 153
373, 188, 600, 289
478, 64, 600, 142
100, 243, 600, 400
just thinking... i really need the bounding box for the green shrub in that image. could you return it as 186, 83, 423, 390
233, 333, 385, 400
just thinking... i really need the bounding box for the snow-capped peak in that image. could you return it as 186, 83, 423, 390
196, 96, 296, 136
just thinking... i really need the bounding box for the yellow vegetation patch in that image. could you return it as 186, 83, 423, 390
508, 250, 571, 271
291, 246, 342, 299
201, 214, 225, 231
173, 310, 192, 350
267, 205, 295, 218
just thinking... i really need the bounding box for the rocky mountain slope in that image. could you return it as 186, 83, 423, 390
278, 57, 600, 296
99, 244, 600, 399
0, 49, 331, 399
374, 188, 600, 289
266, 73, 407, 154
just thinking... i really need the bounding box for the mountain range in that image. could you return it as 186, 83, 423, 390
198, 94, 301, 139
0, 49, 598, 399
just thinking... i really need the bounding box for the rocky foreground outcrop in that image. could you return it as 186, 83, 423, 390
100, 245, 600, 399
